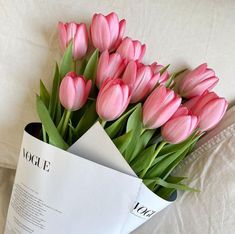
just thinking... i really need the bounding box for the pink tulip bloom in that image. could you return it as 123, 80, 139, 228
161, 114, 198, 144
150, 62, 170, 84
171, 106, 189, 118
122, 61, 160, 103
90, 12, 126, 52
96, 50, 126, 89
58, 22, 88, 60
143, 85, 182, 129
59, 72, 91, 111
178, 63, 219, 98
96, 78, 130, 121
186, 91, 228, 131
117, 37, 146, 62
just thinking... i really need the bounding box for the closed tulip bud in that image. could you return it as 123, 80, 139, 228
117, 37, 146, 62
96, 50, 126, 89
186, 91, 228, 131
143, 85, 182, 129
161, 114, 198, 144
90, 12, 126, 52
58, 22, 88, 60
59, 72, 91, 111
178, 63, 219, 98
150, 62, 170, 85
122, 61, 160, 103
96, 78, 130, 121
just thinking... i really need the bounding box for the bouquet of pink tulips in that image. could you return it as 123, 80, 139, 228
38, 12, 227, 198
6, 12, 228, 234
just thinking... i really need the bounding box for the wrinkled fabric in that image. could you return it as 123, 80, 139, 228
133, 106, 235, 233
0, 1, 235, 233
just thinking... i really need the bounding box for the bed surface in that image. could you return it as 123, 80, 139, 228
0, 1, 235, 233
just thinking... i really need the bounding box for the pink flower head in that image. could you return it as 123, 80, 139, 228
161, 111, 198, 144
178, 63, 219, 98
59, 72, 92, 111
90, 12, 126, 52
58, 22, 88, 60
117, 37, 146, 62
185, 91, 228, 132
96, 50, 127, 89
96, 78, 130, 121
143, 85, 182, 129
150, 62, 170, 85
122, 61, 160, 103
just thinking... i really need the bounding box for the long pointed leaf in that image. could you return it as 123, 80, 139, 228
40, 80, 50, 108
75, 101, 98, 139
49, 63, 60, 121
36, 95, 68, 149
105, 105, 138, 138
60, 42, 73, 78
113, 131, 133, 154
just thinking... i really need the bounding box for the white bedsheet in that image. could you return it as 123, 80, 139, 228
1, 1, 235, 233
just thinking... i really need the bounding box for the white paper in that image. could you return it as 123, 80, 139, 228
5, 130, 141, 234
68, 122, 173, 233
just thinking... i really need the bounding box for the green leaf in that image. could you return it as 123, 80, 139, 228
75, 101, 98, 139
83, 49, 99, 95
159, 132, 197, 156
155, 176, 187, 200
140, 141, 167, 178
60, 42, 73, 78
144, 177, 199, 192
49, 63, 60, 121
130, 129, 156, 163
113, 131, 133, 155
78, 58, 87, 75
131, 145, 156, 175
145, 137, 198, 179
165, 68, 187, 88
36, 95, 68, 150
55, 102, 62, 126
105, 105, 138, 138
159, 64, 170, 75
124, 104, 143, 163
40, 80, 50, 108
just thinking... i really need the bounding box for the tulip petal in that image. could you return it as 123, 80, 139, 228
198, 98, 228, 131
59, 76, 76, 110
106, 12, 119, 48
91, 14, 111, 51
58, 22, 67, 51
73, 24, 88, 60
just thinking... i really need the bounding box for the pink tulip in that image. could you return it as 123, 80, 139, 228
96, 50, 126, 89
122, 61, 160, 103
178, 63, 219, 98
117, 37, 146, 62
96, 78, 130, 121
185, 91, 228, 131
150, 62, 170, 84
171, 106, 189, 118
143, 85, 182, 129
90, 12, 126, 52
161, 113, 198, 144
59, 72, 91, 111
58, 22, 88, 60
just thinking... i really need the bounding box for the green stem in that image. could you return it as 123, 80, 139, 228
140, 141, 167, 179
141, 128, 146, 135
42, 125, 47, 143
98, 117, 106, 128
73, 60, 77, 73
57, 111, 66, 132
61, 110, 72, 138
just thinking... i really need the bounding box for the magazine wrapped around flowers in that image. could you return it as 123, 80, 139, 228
5, 12, 228, 234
